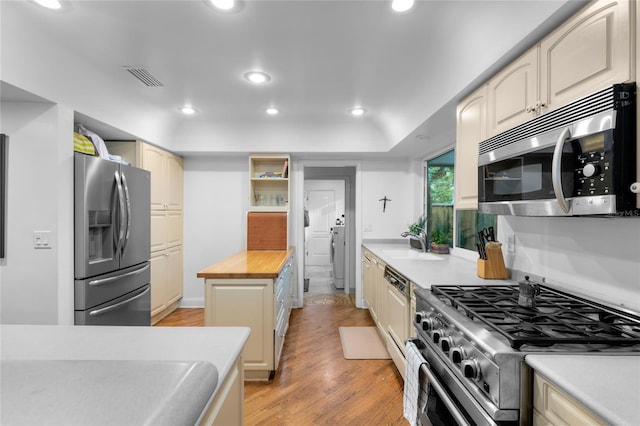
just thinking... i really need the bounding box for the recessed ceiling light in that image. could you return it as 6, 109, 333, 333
349, 107, 366, 117
34, 0, 62, 9
244, 71, 271, 84
209, 0, 235, 10
391, 0, 414, 12
266, 107, 279, 115
179, 106, 196, 115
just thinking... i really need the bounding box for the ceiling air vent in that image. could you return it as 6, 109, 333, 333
124, 67, 164, 87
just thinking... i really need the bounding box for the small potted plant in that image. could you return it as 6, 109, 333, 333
430, 227, 450, 254
407, 216, 426, 250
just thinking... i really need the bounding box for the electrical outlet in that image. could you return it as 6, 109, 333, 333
507, 234, 515, 253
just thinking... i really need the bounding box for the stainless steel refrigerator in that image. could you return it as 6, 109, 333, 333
74, 153, 151, 325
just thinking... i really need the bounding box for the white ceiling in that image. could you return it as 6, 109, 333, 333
0, 0, 586, 158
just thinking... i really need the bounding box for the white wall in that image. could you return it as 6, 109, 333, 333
361, 158, 419, 240
181, 155, 249, 307
0, 101, 74, 325
499, 216, 640, 313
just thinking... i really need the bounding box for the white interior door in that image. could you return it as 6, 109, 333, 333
305, 189, 335, 266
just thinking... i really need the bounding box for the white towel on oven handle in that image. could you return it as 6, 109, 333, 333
404, 340, 430, 426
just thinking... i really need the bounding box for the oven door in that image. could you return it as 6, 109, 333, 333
409, 338, 518, 426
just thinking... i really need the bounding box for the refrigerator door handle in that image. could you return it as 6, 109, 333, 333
120, 172, 132, 256
88, 286, 150, 317
88, 264, 150, 286
112, 171, 121, 253
115, 170, 126, 251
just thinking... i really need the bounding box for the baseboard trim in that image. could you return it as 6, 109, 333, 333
179, 297, 205, 308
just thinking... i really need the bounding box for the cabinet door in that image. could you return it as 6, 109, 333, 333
363, 255, 375, 311
166, 211, 183, 248
386, 284, 408, 355
150, 251, 168, 316
166, 154, 184, 210
150, 210, 168, 253
205, 281, 273, 370
540, 0, 632, 113
455, 85, 487, 210
487, 47, 539, 136
142, 144, 167, 210
375, 261, 387, 333
166, 246, 183, 306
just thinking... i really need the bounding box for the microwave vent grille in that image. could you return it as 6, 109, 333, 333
479, 85, 617, 155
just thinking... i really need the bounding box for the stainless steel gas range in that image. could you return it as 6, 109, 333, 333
410, 282, 640, 426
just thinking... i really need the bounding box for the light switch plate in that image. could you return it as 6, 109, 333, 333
34, 231, 53, 249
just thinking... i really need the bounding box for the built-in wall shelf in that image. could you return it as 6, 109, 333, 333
249, 154, 290, 212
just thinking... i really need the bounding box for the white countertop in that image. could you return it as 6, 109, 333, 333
1, 325, 250, 425
362, 242, 510, 288
526, 355, 640, 426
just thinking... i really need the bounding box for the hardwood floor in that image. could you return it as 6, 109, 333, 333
156, 295, 406, 425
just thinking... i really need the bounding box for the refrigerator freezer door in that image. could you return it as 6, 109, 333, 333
74, 154, 120, 279
119, 163, 150, 269
74, 262, 150, 310
75, 284, 151, 326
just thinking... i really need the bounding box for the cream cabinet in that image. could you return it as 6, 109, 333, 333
362, 249, 387, 336
362, 250, 376, 320
199, 354, 244, 426
375, 259, 388, 336
203, 253, 294, 381
486, 0, 633, 138
539, 0, 633, 114
249, 154, 290, 212
487, 47, 539, 136
455, 85, 487, 210
533, 373, 606, 425
105, 140, 184, 324
386, 282, 409, 379
150, 246, 183, 318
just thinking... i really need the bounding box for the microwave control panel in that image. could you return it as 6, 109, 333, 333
574, 150, 612, 196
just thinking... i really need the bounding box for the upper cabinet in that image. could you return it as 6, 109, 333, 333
487, 48, 539, 136
455, 85, 487, 210
540, 0, 633, 112
249, 154, 290, 212
485, 0, 633, 138
142, 143, 184, 211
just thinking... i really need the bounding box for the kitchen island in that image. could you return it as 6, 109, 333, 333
1, 325, 249, 425
526, 355, 640, 426
198, 248, 295, 381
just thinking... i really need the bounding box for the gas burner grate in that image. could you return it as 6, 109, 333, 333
431, 285, 640, 349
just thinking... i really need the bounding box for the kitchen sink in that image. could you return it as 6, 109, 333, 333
382, 249, 445, 261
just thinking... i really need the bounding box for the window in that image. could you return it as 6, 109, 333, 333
424, 148, 497, 252
425, 150, 454, 247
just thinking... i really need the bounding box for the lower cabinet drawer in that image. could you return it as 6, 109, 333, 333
386, 332, 406, 380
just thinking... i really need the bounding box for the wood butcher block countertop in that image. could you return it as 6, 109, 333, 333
197, 247, 294, 279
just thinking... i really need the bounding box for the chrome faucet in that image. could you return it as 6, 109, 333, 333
401, 230, 427, 252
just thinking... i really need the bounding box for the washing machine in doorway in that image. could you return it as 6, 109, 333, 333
330, 225, 345, 289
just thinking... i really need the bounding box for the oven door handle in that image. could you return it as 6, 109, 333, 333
420, 363, 472, 426
552, 126, 572, 214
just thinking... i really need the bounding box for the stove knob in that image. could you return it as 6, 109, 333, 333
449, 346, 465, 364
421, 317, 437, 331
415, 311, 426, 324
432, 329, 444, 344
461, 359, 481, 380
440, 337, 454, 353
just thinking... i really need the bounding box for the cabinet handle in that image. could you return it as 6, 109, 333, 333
526, 105, 534, 113
535, 101, 547, 111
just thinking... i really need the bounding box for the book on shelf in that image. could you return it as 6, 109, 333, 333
282, 160, 288, 178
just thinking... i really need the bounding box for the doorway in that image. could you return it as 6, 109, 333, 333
304, 180, 345, 294
302, 167, 357, 298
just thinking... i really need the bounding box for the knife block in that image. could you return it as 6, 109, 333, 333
477, 242, 509, 279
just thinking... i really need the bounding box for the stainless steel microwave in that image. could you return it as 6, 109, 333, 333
478, 83, 639, 217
